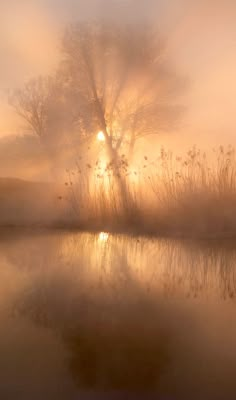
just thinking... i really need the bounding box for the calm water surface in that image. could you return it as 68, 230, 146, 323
1, 230, 236, 399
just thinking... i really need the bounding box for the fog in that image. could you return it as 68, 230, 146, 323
0, 0, 236, 234
1, 0, 236, 142
0, 0, 236, 142
1, 5, 236, 397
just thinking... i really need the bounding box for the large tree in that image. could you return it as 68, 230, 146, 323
61, 21, 185, 161
10, 21, 185, 208
10, 21, 184, 161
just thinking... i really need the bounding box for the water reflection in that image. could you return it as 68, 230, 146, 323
1, 230, 236, 398
98, 231, 109, 243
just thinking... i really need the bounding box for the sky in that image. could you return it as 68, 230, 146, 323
0, 0, 236, 145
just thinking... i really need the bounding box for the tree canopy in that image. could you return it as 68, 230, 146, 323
10, 21, 185, 160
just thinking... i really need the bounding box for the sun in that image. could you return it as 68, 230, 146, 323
97, 131, 105, 142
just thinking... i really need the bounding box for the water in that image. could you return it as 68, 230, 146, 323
1, 229, 236, 399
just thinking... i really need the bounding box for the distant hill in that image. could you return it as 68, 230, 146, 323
0, 135, 48, 180
0, 134, 87, 181
0, 177, 73, 227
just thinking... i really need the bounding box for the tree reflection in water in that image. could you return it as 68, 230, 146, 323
2, 230, 236, 395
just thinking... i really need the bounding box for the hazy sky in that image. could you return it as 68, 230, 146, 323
0, 0, 236, 144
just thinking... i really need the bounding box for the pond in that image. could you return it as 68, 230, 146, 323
1, 229, 236, 399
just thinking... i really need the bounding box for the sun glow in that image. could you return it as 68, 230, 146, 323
97, 131, 105, 142
98, 232, 109, 242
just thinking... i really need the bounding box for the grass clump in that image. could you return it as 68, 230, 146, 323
63, 146, 236, 238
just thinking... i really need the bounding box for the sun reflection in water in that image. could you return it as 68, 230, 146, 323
98, 232, 109, 243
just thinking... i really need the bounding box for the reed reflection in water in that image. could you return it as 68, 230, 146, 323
1, 230, 236, 399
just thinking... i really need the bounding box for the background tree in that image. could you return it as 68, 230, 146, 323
9, 73, 95, 174
9, 77, 51, 141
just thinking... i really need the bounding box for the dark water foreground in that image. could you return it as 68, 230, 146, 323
1, 230, 236, 399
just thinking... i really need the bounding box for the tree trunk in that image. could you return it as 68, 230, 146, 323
92, 93, 135, 216
128, 138, 136, 163
105, 137, 135, 218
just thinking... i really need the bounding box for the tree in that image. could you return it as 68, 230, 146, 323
9, 75, 93, 179
10, 21, 185, 209
9, 75, 85, 148
61, 21, 185, 161
9, 76, 51, 141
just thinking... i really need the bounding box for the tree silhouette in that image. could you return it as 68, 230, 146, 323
9, 75, 88, 149
10, 21, 185, 208
61, 21, 185, 160
9, 77, 51, 140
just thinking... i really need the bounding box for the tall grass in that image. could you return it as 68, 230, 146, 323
65, 146, 236, 237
